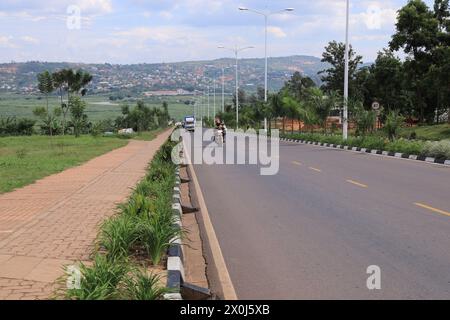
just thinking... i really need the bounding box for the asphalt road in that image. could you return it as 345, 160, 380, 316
185, 131, 450, 299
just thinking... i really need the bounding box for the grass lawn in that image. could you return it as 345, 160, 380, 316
399, 124, 450, 141
0, 135, 129, 194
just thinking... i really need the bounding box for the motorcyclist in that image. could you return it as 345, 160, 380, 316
220, 121, 227, 143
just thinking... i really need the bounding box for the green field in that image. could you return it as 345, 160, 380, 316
0, 93, 202, 122
399, 124, 450, 141
0, 134, 129, 193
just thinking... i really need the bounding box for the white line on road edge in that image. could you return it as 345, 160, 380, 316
281, 138, 450, 168
182, 137, 238, 300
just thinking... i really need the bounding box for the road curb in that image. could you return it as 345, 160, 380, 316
279, 137, 450, 166
164, 165, 184, 301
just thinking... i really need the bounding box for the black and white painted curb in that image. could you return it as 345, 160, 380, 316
164, 165, 185, 301
279, 137, 450, 166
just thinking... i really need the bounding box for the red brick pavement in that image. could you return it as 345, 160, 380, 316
0, 129, 172, 299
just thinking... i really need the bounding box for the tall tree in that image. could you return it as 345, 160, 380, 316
37, 71, 54, 137
366, 49, 411, 114
319, 41, 363, 98
306, 88, 339, 133
389, 0, 439, 122
283, 71, 316, 101
50, 69, 93, 134
69, 96, 88, 138
52, 70, 69, 135
431, 0, 450, 123
269, 93, 286, 133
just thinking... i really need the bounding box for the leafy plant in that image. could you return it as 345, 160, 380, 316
137, 212, 181, 266
121, 270, 169, 300
69, 96, 88, 138
421, 140, 450, 160
384, 110, 405, 141
98, 214, 138, 260
386, 138, 424, 155
354, 106, 377, 136
65, 254, 130, 300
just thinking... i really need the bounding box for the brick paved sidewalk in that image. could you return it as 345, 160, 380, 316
0, 129, 173, 300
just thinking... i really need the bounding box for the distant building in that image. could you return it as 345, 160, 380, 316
143, 89, 193, 97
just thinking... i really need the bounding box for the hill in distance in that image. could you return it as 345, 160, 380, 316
0, 55, 329, 96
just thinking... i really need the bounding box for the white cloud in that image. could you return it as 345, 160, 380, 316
76, 0, 113, 14
20, 36, 40, 44
361, 8, 397, 30
113, 26, 208, 47
267, 26, 287, 38
159, 11, 174, 20
352, 34, 389, 41
0, 36, 17, 48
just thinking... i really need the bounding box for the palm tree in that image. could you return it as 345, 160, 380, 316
269, 93, 285, 134
37, 71, 54, 137
54, 69, 92, 135
66, 69, 93, 98
52, 70, 69, 135
307, 88, 339, 134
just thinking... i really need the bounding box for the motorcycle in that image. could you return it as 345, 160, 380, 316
213, 128, 224, 146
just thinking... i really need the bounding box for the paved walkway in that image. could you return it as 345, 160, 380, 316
0, 129, 172, 300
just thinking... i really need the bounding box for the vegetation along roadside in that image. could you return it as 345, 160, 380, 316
59, 139, 183, 300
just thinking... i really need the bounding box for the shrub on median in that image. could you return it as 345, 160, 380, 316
63, 139, 180, 300
64, 255, 169, 300
281, 132, 450, 160
98, 140, 180, 265
385, 139, 424, 156
421, 140, 450, 160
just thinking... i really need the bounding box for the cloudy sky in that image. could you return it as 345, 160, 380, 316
0, 0, 435, 64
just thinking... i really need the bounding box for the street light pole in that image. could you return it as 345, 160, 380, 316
239, 7, 294, 131
207, 84, 210, 120
343, 0, 350, 140
218, 45, 254, 129
264, 14, 268, 104
222, 67, 225, 113
213, 77, 216, 118
235, 49, 239, 128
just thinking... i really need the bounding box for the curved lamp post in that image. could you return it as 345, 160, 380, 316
218, 45, 254, 129
239, 6, 294, 131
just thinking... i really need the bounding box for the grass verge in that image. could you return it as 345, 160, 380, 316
281, 132, 450, 161
0, 135, 128, 193
399, 124, 450, 141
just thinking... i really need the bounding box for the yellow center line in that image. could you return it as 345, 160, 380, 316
414, 202, 450, 217
346, 179, 368, 188
308, 167, 322, 172
292, 161, 302, 166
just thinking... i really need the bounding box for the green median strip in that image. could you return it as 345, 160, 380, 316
58, 140, 183, 300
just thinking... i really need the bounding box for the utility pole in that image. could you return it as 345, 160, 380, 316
239, 7, 294, 131
343, 0, 350, 140
218, 45, 254, 129
222, 67, 225, 113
